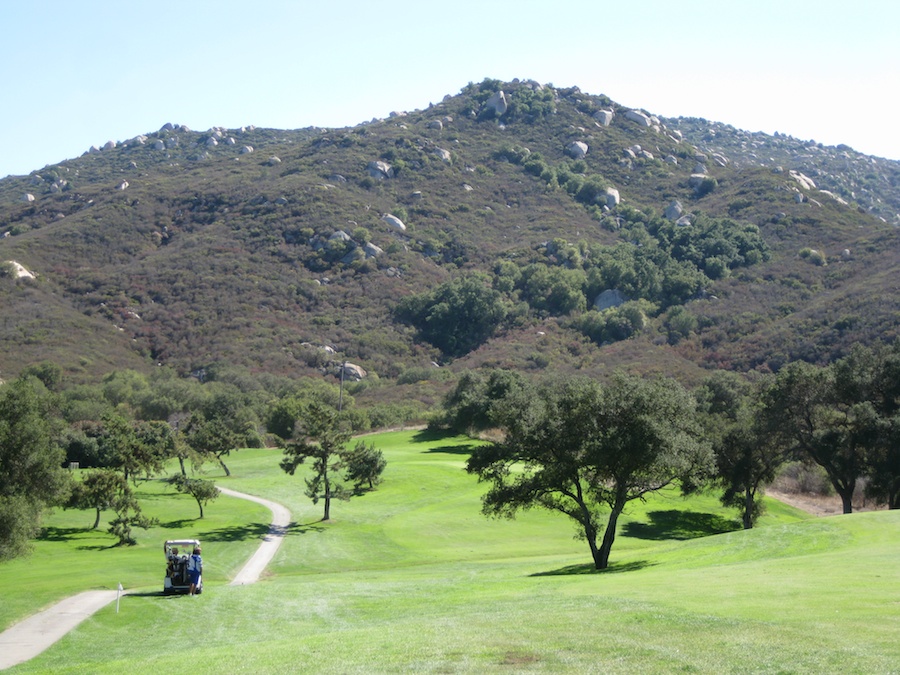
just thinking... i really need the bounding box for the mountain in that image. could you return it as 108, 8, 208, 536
1, 78, 898, 404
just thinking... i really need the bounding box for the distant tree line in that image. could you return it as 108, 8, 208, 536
0, 361, 391, 561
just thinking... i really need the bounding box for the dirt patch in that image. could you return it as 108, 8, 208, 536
767, 488, 883, 516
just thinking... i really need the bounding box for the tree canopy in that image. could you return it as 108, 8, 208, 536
466, 373, 713, 569
0, 377, 70, 561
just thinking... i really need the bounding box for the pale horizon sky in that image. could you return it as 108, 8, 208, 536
1, 0, 898, 179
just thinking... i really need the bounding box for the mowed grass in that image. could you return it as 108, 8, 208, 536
6, 430, 900, 674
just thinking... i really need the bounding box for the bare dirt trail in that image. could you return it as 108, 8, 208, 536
0, 487, 291, 670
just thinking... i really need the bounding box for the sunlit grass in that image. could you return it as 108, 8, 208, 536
6, 430, 900, 673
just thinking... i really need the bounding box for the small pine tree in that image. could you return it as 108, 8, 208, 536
344, 441, 387, 491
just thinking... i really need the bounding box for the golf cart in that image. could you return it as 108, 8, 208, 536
163, 539, 202, 595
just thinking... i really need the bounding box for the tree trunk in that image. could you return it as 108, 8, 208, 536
178, 456, 186, 477
837, 487, 854, 514
323, 477, 331, 521
92, 508, 101, 530
596, 507, 622, 570
196, 497, 204, 519
742, 487, 754, 530
218, 456, 231, 477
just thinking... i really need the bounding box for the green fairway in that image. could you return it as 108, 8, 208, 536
5, 430, 900, 673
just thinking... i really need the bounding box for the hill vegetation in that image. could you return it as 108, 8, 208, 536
1, 78, 898, 404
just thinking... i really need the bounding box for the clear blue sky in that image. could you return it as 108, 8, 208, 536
1, 0, 898, 178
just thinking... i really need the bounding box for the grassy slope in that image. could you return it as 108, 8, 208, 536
6, 431, 900, 674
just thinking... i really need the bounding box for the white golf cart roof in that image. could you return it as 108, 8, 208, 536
164, 539, 200, 550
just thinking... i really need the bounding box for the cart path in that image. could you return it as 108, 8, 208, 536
0, 487, 290, 670
218, 486, 292, 585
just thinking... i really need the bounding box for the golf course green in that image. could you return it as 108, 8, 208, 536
3, 430, 898, 673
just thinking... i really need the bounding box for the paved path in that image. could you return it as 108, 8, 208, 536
0, 487, 290, 670
218, 486, 291, 585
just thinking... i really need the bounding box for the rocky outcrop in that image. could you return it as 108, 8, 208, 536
593, 109, 614, 126
4, 261, 35, 279
624, 110, 652, 127
604, 187, 620, 209
593, 289, 627, 311
367, 160, 394, 179
339, 362, 367, 381
364, 242, 384, 258
381, 214, 406, 231
566, 141, 589, 159
484, 90, 508, 117
789, 170, 817, 191
665, 200, 683, 221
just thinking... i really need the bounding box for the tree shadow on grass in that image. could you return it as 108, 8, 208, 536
283, 521, 325, 535
412, 428, 456, 443
38, 526, 87, 542
200, 523, 272, 543
532, 560, 655, 577
159, 519, 196, 529
423, 444, 477, 455
622, 510, 741, 541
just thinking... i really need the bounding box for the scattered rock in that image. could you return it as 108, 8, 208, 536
102, 140, 117, 151
268, 156, 282, 165
5, 261, 35, 279
434, 147, 452, 163
153, 140, 166, 151
665, 200, 683, 221
484, 90, 508, 116
427, 120, 443, 130
604, 187, 620, 209
593, 109, 614, 126
381, 213, 406, 231
240, 145, 254, 154
116, 180, 129, 191
339, 362, 367, 381
329, 230, 351, 242
363, 242, 384, 258
566, 141, 589, 159
689, 174, 708, 188
21, 193, 35, 203
665, 155, 678, 164
367, 160, 394, 179
593, 289, 627, 311
206, 137, 218, 147
624, 110, 652, 127
789, 170, 817, 191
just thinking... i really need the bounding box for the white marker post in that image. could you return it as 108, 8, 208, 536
116, 583, 123, 613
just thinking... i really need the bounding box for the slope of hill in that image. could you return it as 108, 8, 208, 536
1, 79, 898, 399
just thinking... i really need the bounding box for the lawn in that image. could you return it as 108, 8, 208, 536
5, 430, 900, 673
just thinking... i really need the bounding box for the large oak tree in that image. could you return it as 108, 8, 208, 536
466, 373, 712, 569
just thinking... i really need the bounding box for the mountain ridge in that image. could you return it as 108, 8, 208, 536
1, 79, 898, 403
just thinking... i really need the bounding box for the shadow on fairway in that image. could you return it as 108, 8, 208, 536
159, 519, 195, 529
422, 444, 476, 455
126, 591, 183, 599
39, 526, 88, 542
201, 522, 272, 542
532, 560, 654, 577
412, 428, 455, 443
623, 509, 741, 541
284, 521, 326, 535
